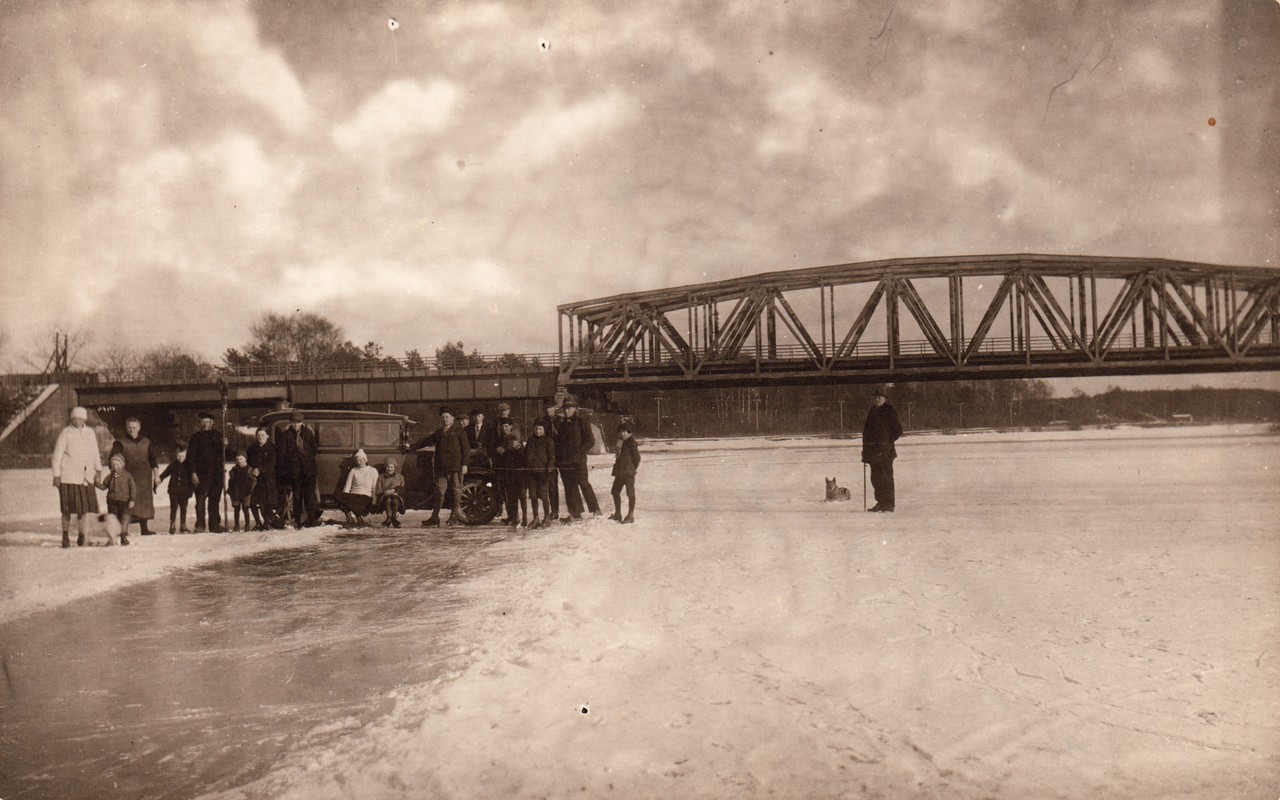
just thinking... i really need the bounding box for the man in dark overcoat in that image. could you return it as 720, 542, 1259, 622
415, 406, 471, 527
555, 397, 598, 521
861, 388, 903, 512
188, 411, 226, 532
275, 410, 319, 528
535, 398, 562, 518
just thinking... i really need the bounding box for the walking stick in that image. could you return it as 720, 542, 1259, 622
862, 462, 867, 511
220, 382, 229, 530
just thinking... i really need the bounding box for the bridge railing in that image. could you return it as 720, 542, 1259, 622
562, 331, 1277, 369
88, 352, 566, 386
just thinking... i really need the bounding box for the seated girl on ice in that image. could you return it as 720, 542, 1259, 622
338, 449, 379, 528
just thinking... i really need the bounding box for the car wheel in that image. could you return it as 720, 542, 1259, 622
459, 479, 500, 525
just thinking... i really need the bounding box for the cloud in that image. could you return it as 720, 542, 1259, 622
486, 92, 634, 174
332, 79, 460, 157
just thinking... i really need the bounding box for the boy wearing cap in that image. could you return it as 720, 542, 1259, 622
493, 418, 528, 528
524, 420, 556, 528
861, 388, 903, 512
609, 424, 641, 523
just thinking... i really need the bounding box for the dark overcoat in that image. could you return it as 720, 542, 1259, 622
861, 403, 903, 464
276, 424, 318, 481
187, 428, 225, 486
611, 437, 641, 478
415, 423, 470, 473
111, 434, 157, 520
524, 435, 556, 473
555, 414, 594, 467
247, 440, 279, 505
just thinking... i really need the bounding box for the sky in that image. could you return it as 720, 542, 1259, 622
1, 0, 1278, 391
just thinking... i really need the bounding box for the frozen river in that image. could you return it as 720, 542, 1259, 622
2, 425, 1278, 799
0, 526, 531, 800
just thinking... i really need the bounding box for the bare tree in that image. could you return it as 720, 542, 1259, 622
94, 344, 143, 381
20, 325, 91, 374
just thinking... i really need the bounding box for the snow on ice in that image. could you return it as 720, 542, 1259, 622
2, 425, 1278, 798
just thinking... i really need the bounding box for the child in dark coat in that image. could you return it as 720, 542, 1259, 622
610, 424, 641, 524
523, 421, 556, 529
160, 445, 194, 533
493, 418, 528, 529
226, 452, 254, 532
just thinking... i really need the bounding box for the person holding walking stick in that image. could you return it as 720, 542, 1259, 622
860, 388, 903, 513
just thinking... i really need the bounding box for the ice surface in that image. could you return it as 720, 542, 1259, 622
3, 425, 1278, 799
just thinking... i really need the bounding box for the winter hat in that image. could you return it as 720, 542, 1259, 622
354, 448, 368, 463
69, 406, 89, 421
498, 417, 514, 428
110, 453, 126, 467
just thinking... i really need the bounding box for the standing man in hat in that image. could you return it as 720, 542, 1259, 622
415, 406, 471, 527
555, 396, 599, 521
276, 410, 319, 529
188, 411, 226, 532
861, 388, 903, 512
535, 398, 561, 519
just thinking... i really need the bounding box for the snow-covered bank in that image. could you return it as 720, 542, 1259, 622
199, 426, 1279, 799
0, 529, 331, 625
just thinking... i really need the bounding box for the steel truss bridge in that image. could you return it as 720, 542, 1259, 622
67, 253, 1279, 413
556, 254, 1280, 390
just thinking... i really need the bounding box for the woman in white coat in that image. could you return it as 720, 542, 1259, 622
52, 406, 104, 548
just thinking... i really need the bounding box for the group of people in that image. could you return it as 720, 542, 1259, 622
50, 386, 896, 547
411, 396, 641, 530
52, 407, 327, 546
50, 397, 646, 546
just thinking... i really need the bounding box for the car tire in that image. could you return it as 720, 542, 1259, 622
459, 479, 500, 525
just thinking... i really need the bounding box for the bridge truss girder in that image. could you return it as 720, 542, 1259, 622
557, 254, 1280, 389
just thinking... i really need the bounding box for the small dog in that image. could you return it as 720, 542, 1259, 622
95, 513, 123, 546
824, 477, 852, 502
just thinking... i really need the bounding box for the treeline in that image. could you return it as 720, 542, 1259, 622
48, 313, 528, 380
606, 382, 1280, 438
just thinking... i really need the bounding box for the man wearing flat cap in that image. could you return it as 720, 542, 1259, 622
276, 410, 319, 529
861, 388, 903, 512
413, 406, 471, 527
188, 411, 226, 532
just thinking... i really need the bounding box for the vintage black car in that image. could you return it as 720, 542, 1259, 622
258, 409, 502, 525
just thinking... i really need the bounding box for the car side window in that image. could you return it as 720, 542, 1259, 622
361, 422, 399, 448
314, 421, 354, 450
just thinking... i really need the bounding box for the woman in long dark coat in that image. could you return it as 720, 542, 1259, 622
110, 416, 159, 535
246, 427, 280, 530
